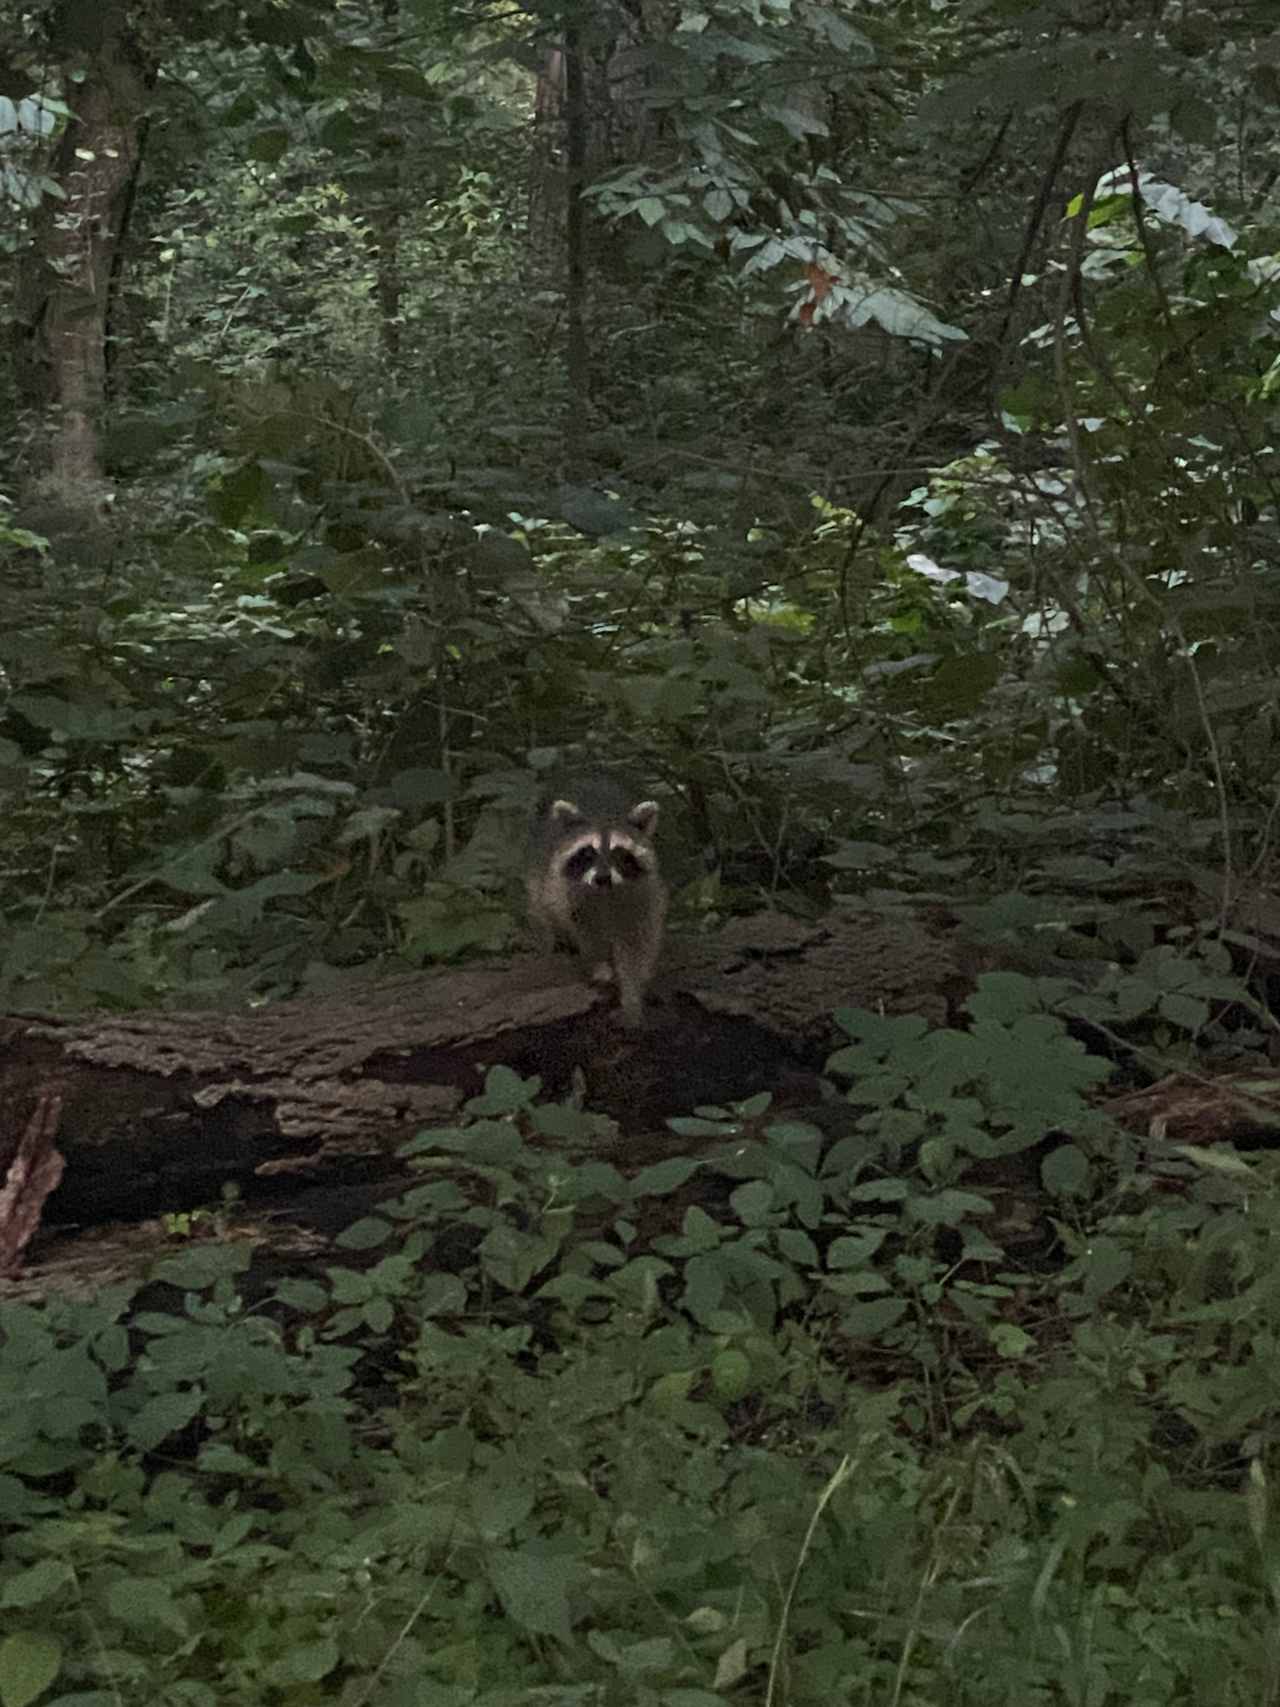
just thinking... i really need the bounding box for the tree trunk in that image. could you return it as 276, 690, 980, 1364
563, 15, 589, 474
369, 0, 403, 363
15, 0, 152, 501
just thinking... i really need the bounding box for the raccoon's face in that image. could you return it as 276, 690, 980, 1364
550, 798, 659, 892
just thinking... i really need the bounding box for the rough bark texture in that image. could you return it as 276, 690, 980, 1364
529, 1, 676, 261
0, 909, 961, 1232
564, 16, 589, 467
15, 0, 151, 495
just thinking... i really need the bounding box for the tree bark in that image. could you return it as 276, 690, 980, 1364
369, 0, 403, 362
563, 15, 589, 474
0, 911, 959, 1241
15, 0, 152, 499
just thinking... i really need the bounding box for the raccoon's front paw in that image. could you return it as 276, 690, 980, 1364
589, 962, 615, 985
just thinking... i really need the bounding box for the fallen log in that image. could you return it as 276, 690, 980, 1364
0, 909, 961, 1253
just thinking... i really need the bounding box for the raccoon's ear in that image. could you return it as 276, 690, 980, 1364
549, 798, 584, 825
628, 800, 659, 838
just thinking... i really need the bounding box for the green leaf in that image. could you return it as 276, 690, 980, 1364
0, 1633, 61, 1707
480, 1224, 555, 1292
212, 1513, 255, 1556
246, 128, 290, 164
631, 1157, 702, 1194
209, 459, 271, 527
667, 1118, 735, 1139
962, 971, 1046, 1025
1076, 1237, 1133, 1303
1042, 1144, 1090, 1196
827, 1230, 887, 1267
1171, 1143, 1256, 1178
991, 1323, 1034, 1358
486, 1545, 583, 1640
420, 1273, 468, 1315
909, 1190, 993, 1226
847, 1179, 910, 1203
198, 1444, 256, 1475
335, 1217, 393, 1251
398, 888, 511, 960
0, 1561, 72, 1610
365, 1297, 394, 1333
711, 1347, 752, 1401
650, 1370, 698, 1407
472, 1065, 536, 1115
152, 1245, 252, 1289
775, 1228, 819, 1265
730, 1181, 774, 1225
533, 1101, 616, 1143
763, 102, 828, 139
1158, 991, 1209, 1031
104, 1577, 188, 1635
841, 1298, 908, 1336
268, 1639, 339, 1684
471, 1462, 536, 1540
277, 1279, 330, 1312
682, 1255, 725, 1323
127, 1389, 204, 1452
445, 1119, 524, 1167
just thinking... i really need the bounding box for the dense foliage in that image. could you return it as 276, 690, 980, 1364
0, 0, 1275, 1006
5, 992, 1280, 1704
4, 0, 1280, 1699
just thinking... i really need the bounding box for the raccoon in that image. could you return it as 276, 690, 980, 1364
525, 774, 667, 1027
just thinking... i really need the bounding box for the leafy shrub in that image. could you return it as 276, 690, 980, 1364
4, 985, 1280, 1702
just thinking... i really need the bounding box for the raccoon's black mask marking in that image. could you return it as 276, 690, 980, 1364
558, 830, 653, 889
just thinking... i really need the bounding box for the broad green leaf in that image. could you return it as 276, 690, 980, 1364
0, 1633, 61, 1707
1042, 1144, 1090, 1196
486, 1545, 582, 1640
104, 1577, 187, 1635
268, 1639, 339, 1684
0, 1561, 71, 1610
841, 1297, 908, 1336
127, 1389, 204, 1452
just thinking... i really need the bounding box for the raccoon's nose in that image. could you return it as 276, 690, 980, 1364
586, 868, 613, 887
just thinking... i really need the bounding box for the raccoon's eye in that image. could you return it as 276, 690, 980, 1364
563, 847, 599, 882
611, 848, 646, 881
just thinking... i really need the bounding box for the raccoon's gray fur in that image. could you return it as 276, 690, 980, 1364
525, 774, 667, 1027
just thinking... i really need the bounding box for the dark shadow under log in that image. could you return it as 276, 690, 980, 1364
0, 910, 962, 1241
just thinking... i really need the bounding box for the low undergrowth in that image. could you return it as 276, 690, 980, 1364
3, 976, 1279, 1706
